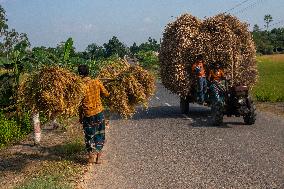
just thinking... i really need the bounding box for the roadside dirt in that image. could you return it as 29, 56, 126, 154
0, 119, 88, 189
256, 102, 284, 117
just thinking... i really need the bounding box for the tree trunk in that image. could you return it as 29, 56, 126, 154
32, 111, 41, 145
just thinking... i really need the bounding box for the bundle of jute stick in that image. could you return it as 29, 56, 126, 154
98, 59, 155, 118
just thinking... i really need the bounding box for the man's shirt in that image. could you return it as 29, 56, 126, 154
208, 69, 225, 81
80, 77, 109, 117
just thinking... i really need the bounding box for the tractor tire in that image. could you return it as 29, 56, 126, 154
211, 102, 224, 126
180, 97, 189, 114
243, 99, 256, 125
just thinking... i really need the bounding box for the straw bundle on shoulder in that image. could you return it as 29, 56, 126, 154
98, 59, 155, 118
19, 66, 83, 117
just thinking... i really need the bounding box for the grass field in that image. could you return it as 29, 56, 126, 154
252, 54, 284, 102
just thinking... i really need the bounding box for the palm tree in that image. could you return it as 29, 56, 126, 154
264, 14, 273, 30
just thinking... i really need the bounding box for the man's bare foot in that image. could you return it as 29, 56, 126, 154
95, 152, 103, 164
88, 152, 96, 164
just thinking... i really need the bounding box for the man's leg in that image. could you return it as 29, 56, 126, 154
199, 77, 205, 103
94, 112, 106, 164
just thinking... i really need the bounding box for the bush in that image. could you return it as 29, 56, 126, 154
0, 111, 32, 148
0, 113, 22, 147
136, 50, 159, 71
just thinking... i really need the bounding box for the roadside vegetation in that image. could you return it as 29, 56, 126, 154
253, 54, 284, 102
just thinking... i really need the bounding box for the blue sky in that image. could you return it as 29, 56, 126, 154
1, 0, 284, 51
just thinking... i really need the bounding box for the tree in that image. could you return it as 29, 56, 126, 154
85, 43, 105, 60
103, 36, 128, 58
264, 14, 273, 30
253, 24, 260, 32
0, 5, 8, 36
139, 37, 160, 52
0, 5, 30, 57
130, 42, 139, 56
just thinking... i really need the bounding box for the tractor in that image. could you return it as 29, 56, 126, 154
180, 78, 256, 126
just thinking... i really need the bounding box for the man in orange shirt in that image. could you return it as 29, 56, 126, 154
208, 62, 225, 101
192, 55, 207, 104
78, 65, 110, 164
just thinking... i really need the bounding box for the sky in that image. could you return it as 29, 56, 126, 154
1, 0, 284, 51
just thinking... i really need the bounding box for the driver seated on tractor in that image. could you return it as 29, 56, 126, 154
191, 54, 207, 104
208, 62, 225, 102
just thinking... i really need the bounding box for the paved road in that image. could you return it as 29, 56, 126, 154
87, 83, 284, 189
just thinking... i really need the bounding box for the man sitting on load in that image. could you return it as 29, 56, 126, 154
208, 62, 225, 102
192, 54, 207, 104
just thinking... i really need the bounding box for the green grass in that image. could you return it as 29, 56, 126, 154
15, 175, 72, 189
252, 54, 284, 102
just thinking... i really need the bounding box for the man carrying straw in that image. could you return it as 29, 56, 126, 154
78, 65, 109, 164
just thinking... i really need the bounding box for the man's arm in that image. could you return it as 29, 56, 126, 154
99, 80, 110, 97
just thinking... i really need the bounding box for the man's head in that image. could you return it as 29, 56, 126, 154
78, 65, 89, 77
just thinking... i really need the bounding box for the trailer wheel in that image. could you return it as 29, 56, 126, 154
243, 98, 256, 125
180, 97, 189, 114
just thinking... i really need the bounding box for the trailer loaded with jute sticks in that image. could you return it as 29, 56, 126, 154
159, 13, 257, 125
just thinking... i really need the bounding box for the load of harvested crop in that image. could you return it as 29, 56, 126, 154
98, 59, 155, 118
159, 13, 258, 97
19, 66, 83, 118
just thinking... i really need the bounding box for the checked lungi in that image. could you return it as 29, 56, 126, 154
82, 112, 105, 152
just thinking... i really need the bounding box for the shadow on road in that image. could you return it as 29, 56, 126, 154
111, 105, 246, 128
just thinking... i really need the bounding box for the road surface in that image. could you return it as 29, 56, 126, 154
87, 83, 284, 189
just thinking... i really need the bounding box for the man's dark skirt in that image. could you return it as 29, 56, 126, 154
82, 112, 105, 152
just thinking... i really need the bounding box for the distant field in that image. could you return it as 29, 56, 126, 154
252, 54, 284, 102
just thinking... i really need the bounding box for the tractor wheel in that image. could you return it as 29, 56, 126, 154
243, 99, 256, 125
211, 102, 224, 126
180, 97, 189, 114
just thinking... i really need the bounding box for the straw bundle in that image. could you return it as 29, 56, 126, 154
19, 66, 83, 117
98, 59, 155, 118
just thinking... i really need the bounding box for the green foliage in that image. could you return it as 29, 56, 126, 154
0, 5, 8, 34
252, 55, 284, 102
130, 37, 160, 56
0, 73, 14, 107
19, 111, 32, 134
0, 112, 22, 147
264, 14, 273, 30
103, 36, 128, 58
63, 37, 74, 62
85, 43, 106, 60
53, 139, 84, 157
136, 50, 159, 71
138, 37, 160, 52
16, 176, 72, 189
0, 111, 32, 148
252, 26, 284, 55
